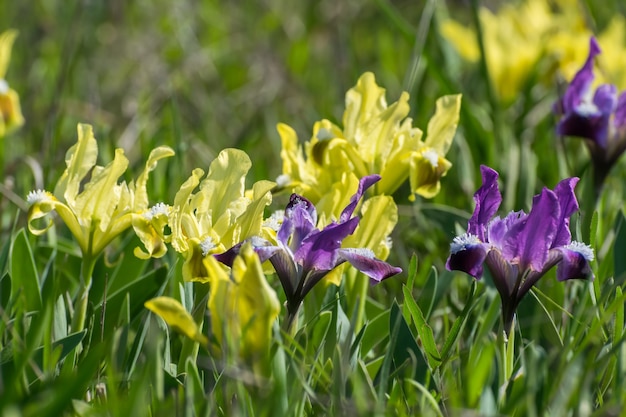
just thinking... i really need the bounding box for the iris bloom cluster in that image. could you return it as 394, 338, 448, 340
441, 0, 626, 102
446, 166, 594, 334
555, 37, 626, 179
26, 123, 175, 261
279, 72, 461, 202
0, 30, 24, 137
167, 148, 275, 282
216, 174, 402, 326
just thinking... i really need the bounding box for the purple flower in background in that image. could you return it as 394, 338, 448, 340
446, 166, 594, 335
216, 174, 402, 323
555, 37, 626, 182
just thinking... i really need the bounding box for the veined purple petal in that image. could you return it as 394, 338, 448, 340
337, 248, 403, 284
487, 211, 526, 252
294, 217, 360, 272
446, 233, 489, 279
268, 246, 300, 299
484, 249, 518, 299
468, 166, 502, 241
502, 188, 559, 271
560, 37, 601, 115
285, 194, 318, 251
339, 174, 380, 223
614, 91, 626, 131
552, 177, 580, 248
555, 241, 594, 281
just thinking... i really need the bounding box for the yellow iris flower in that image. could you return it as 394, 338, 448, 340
26, 123, 174, 259
168, 148, 275, 282
441, 0, 626, 100
0, 30, 24, 137
145, 244, 279, 374
279, 72, 461, 202
205, 243, 280, 369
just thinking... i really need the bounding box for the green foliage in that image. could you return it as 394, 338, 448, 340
1, 0, 626, 415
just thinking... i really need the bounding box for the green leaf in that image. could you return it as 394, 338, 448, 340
613, 211, 626, 285
92, 264, 169, 342
440, 281, 476, 365
402, 284, 441, 369
10, 229, 42, 312
375, 301, 428, 393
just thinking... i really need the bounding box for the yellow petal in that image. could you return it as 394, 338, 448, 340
26, 190, 88, 252
439, 20, 480, 62
169, 168, 204, 253
206, 244, 280, 364
54, 124, 99, 207
0, 30, 17, 79
424, 94, 462, 155
409, 153, 452, 200
201, 148, 251, 218
145, 297, 208, 346
0, 88, 24, 136
133, 146, 175, 211
73, 148, 129, 232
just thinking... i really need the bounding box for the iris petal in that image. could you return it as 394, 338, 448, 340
556, 242, 595, 281
446, 235, 489, 279
337, 248, 403, 284
468, 166, 502, 241
552, 177, 580, 248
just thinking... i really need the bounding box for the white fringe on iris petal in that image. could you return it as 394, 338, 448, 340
450, 233, 481, 254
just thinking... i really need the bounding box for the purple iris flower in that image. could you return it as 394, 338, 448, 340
446, 166, 594, 335
216, 174, 402, 323
555, 37, 626, 173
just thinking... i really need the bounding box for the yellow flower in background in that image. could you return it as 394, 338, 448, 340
26, 123, 174, 259
205, 243, 280, 371
279, 72, 462, 202
0, 30, 24, 137
168, 148, 274, 282
441, 0, 626, 100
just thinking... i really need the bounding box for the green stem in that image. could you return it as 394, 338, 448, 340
498, 315, 516, 407
178, 282, 209, 369
70, 254, 96, 334
283, 301, 301, 334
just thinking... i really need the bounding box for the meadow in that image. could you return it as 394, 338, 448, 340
1, 0, 625, 415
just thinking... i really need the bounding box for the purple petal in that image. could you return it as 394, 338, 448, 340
446, 234, 489, 279
556, 111, 610, 146
593, 84, 618, 114
268, 246, 300, 299
337, 248, 403, 284
555, 38, 615, 148
484, 249, 518, 299
339, 175, 380, 223
294, 217, 360, 273
487, 211, 526, 252
213, 242, 243, 266
468, 166, 502, 241
552, 177, 580, 247
284, 194, 318, 250
560, 37, 601, 115
555, 242, 594, 281
614, 91, 626, 131
502, 188, 559, 271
